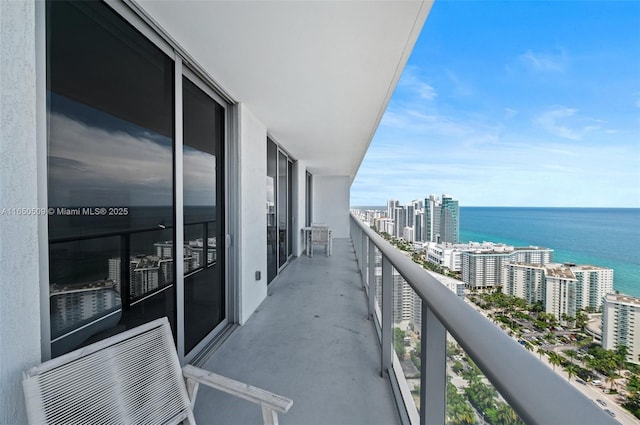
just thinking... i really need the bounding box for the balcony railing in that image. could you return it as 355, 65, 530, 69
349, 213, 617, 425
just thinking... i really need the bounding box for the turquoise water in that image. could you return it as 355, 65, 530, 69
459, 207, 640, 297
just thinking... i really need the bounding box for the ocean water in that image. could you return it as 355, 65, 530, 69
459, 207, 640, 297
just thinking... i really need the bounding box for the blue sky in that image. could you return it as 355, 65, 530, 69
351, 1, 640, 208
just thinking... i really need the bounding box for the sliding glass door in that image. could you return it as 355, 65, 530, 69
267, 140, 278, 283
267, 141, 294, 284
46, 0, 228, 359
182, 74, 226, 354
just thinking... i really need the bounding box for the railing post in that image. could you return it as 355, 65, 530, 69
368, 239, 376, 320
358, 226, 364, 267
360, 232, 369, 288
381, 255, 392, 377
353, 222, 360, 264
420, 302, 446, 425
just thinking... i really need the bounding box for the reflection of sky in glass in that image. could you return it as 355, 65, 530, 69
48, 94, 173, 206
184, 145, 216, 206
267, 176, 275, 204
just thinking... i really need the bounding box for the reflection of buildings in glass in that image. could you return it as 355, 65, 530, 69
50, 279, 121, 337
129, 256, 161, 298
154, 241, 173, 259
185, 237, 217, 273
108, 258, 121, 294
107, 238, 216, 298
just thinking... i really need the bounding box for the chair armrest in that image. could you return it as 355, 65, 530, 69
182, 364, 293, 413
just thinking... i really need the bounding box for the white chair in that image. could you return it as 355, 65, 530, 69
310, 224, 331, 257
22, 317, 292, 425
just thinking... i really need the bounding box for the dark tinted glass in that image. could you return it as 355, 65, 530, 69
278, 151, 288, 268
288, 160, 293, 257
47, 0, 175, 357
183, 77, 225, 353
267, 140, 278, 283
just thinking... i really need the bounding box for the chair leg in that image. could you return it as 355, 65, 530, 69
261, 406, 279, 425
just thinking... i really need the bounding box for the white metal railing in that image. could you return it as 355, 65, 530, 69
349, 213, 617, 425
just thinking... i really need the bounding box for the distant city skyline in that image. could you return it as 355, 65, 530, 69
351, 1, 640, 208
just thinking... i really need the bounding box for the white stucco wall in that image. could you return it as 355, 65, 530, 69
294, 161, 307, 257
312, 176, 350, 238
0, 1, 43, 422
237, 104, 268, 324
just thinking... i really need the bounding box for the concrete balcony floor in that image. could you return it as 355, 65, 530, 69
194, 238, 400, 425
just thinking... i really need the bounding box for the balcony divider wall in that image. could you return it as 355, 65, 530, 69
350, 213, 617, 425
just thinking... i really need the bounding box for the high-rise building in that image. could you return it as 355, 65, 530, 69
544, 264, 578, 321
414, 211, 424, 242
502, 263, 547, 305
461, 245, 553, 289
572, 265, 614, 312
387, 200, 399, 220
405, 203, 415, 230
422, 194, 458, 243
393, 206, 406, 238
502, 262, 614, 322
403, 226, 414, 243
423, 195, 440, 243
440, 194, 459, 244
602, 294, 640, 365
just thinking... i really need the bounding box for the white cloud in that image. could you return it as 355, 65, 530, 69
444, 69, 474, 97
504, 108, 518, 120
517, 48, 568, 73
534, 106, 614, 141
397, 67, 438, 100
535, 106, 582, 141
49, 113, 174, 205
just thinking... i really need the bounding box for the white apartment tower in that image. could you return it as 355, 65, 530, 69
403, 227, 415, 243
503, 262, 614, 322
461, 245, 553, 290
544, 265, 578, 322
462, 250, 512, 289
572, 265, 614, 312
602, 294, 640, 365
502, 263, 546, 304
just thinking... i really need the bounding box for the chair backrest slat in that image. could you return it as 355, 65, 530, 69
23, 318, 191, 425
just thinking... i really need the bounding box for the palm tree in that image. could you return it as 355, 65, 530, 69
627, 375, 640, 395
575, 311, 588, 330
524, 341, 534, 353
615, 345, 629, 375
606, 372, 620, 392
548, 352, 561, 371
537, 346, 546, 360
586, 355, 600, 377
565, 349, 577, 365
565, 364, 578, 382
495, 403, 520, 425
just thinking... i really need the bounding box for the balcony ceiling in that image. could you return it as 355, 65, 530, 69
136, 0, 432, 180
